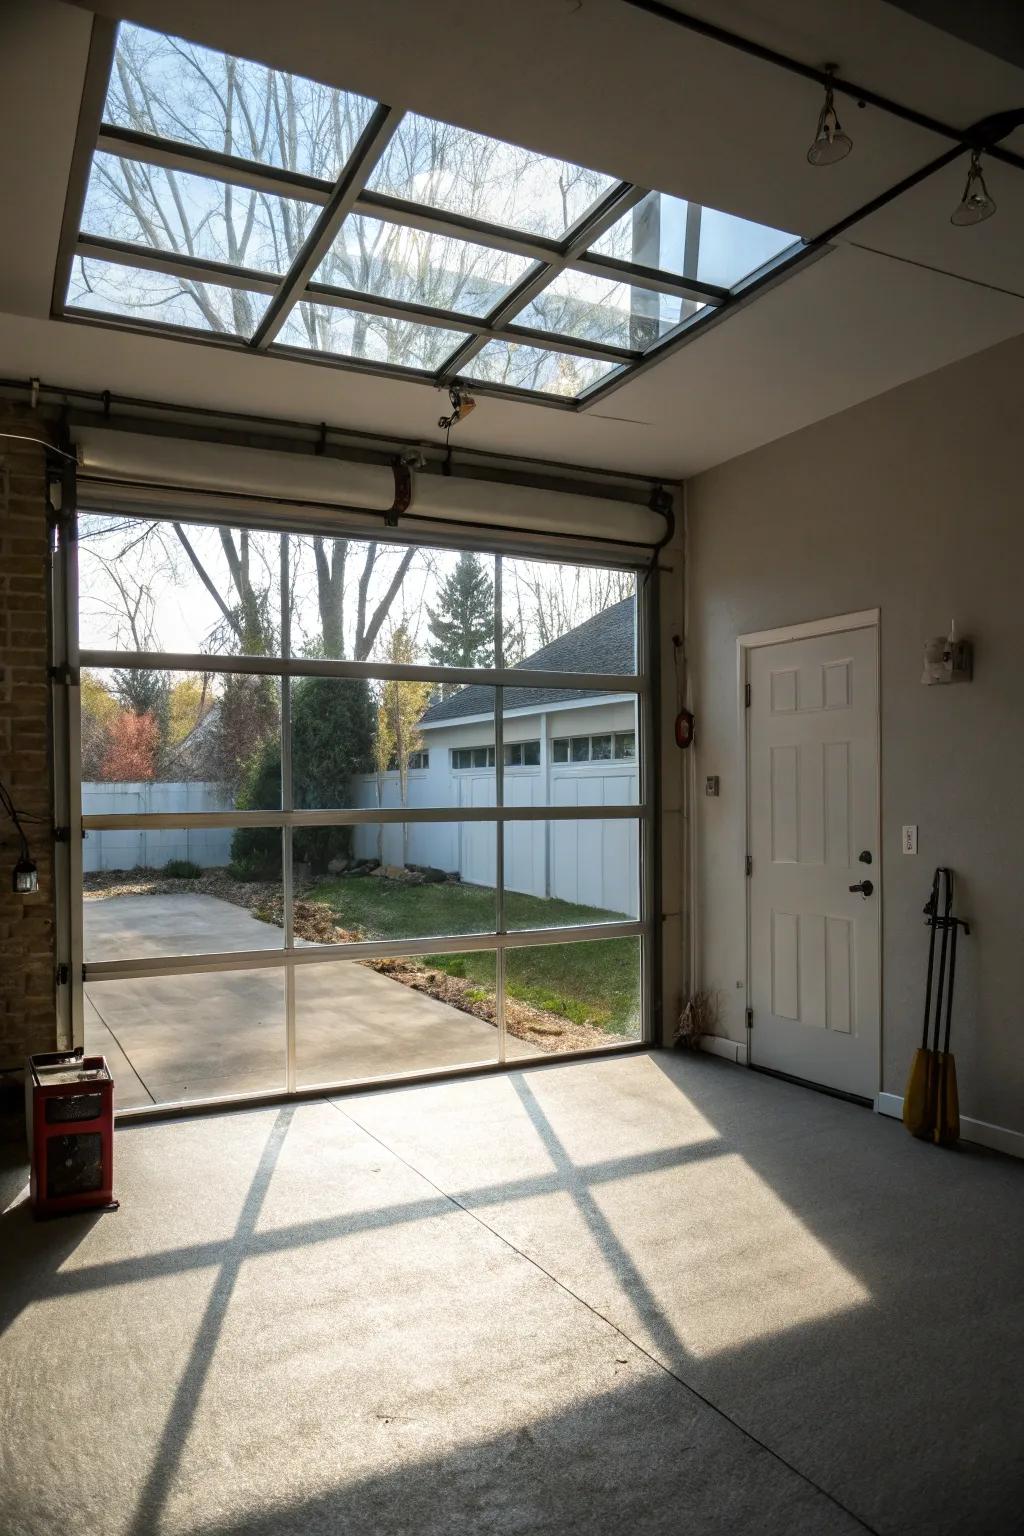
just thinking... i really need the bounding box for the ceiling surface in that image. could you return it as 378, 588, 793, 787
1, 0, 1023, 478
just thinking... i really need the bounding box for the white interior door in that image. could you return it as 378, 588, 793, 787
747, 624, 879, 1098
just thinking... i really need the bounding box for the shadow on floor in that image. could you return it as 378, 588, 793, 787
1, 1052, 1021, 1536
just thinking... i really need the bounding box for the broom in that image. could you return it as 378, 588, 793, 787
932, 909, 968, 1147
903, 869, 950, 1139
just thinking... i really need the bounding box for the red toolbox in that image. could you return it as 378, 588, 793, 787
26, 1048, 117, 1218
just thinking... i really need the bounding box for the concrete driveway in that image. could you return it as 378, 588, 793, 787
84, 893, 538, 1108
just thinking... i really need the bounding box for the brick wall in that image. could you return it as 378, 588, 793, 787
0, 403, 57, 1087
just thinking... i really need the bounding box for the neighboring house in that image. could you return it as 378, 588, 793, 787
352, 599, 640, 916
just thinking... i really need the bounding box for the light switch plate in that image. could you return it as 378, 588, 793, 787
902, 825, 918, 855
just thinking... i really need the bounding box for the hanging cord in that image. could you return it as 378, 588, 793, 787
438, 385, 477, 476
0, 434, 78, 463
0, 777, 40, 864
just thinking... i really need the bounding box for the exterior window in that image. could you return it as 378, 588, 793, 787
390, 749, 429, 770
503, 740, 539, 767
452, 745, 497, 769
571, 737, 590, 763
615, 731, 636, 760
552, 738, 569, 763
591, 734, 612, 761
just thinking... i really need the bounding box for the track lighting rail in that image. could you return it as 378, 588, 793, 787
620, 0, 1024, 172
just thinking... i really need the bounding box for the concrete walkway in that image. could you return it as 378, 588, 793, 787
84, 893, 538, 1107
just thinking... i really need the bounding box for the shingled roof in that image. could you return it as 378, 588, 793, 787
420, 596, 635, 725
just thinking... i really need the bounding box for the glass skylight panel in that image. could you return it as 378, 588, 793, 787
589, 191, 797, 289
103, 22, 377, 181
278, 303, 469, 372
315, 214, 535, 317
67, 255, 271, 337
515, 270, 704, 351
366, 114, 616, 239
464, 341, 620, 399
81, 153, 321, 276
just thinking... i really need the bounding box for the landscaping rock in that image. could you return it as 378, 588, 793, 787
326, 856, 350, 875
414, 866, 447, 884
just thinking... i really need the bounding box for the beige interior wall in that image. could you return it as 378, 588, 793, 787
686, 330, 1024, 1133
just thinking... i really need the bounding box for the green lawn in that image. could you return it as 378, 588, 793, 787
309, 875, 641, 1035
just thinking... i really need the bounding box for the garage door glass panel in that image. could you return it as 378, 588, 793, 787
103, 22, 377, 181
294, 951, 498, 1087
366, 115, 615, 239
502, 819, 640, 929
316, 215, 535, 316
67, 255, 272, 338
502, 689, 639, 809
301, 827, 497, 940
80, 668, 282, 813
501, 561, 637, 673
85, 968, 286, 1107
77, 516, 283, 660
82, 830, 283, 962
82, 154, 321, 276
288, 543, 496, 667
291, 679, 494, 811
504, 936, 642, 1047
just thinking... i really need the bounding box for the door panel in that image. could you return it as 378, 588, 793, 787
748, 625, 879, 1098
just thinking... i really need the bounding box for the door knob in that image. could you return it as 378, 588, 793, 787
849, 880, 874, 898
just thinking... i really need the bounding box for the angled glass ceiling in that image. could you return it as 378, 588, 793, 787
58, 22, 804, 408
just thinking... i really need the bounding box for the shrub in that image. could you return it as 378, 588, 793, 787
162, 858, 202, 879
231, 676, 374, 875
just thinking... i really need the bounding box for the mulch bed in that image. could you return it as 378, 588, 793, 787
83, 871, 608, 1054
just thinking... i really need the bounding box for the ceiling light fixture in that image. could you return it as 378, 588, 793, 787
950, 150, 996, 226
807, 67, 853, 166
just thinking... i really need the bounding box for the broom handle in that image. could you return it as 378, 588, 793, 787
931, 869, 953, 1056
921, 870, 940, 1050
943, 919, 959, 1057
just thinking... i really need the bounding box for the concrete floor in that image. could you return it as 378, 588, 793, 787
2, 1051, 1021, 1535
84, 894, 538, 1107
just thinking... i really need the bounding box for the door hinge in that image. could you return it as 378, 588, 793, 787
746, 1007, 753, 1030
56, 963, 70, 987
744, 682, 751, 707
745, 854, 753, 877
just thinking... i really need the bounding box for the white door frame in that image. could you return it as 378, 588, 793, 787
737, 609, 882, 1095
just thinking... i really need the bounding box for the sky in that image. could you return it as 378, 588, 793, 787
76, 513, 636, 668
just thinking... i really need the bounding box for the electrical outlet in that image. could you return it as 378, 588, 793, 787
902, 825, 918, 855
705, 775, 720, 797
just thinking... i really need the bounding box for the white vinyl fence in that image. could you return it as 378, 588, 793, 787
83, 695, 640, 916
82, 782, 235, 872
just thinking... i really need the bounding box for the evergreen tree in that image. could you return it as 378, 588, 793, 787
426, 553, 496, 671
230, 677, 373, 877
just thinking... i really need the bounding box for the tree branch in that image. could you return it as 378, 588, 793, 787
172, 523, 243, 641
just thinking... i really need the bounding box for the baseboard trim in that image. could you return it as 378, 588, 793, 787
698, 1034, 744, 1064
874, 1091, 1024, 1160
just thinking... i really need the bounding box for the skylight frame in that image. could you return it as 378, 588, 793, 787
54, 19, 809, 411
